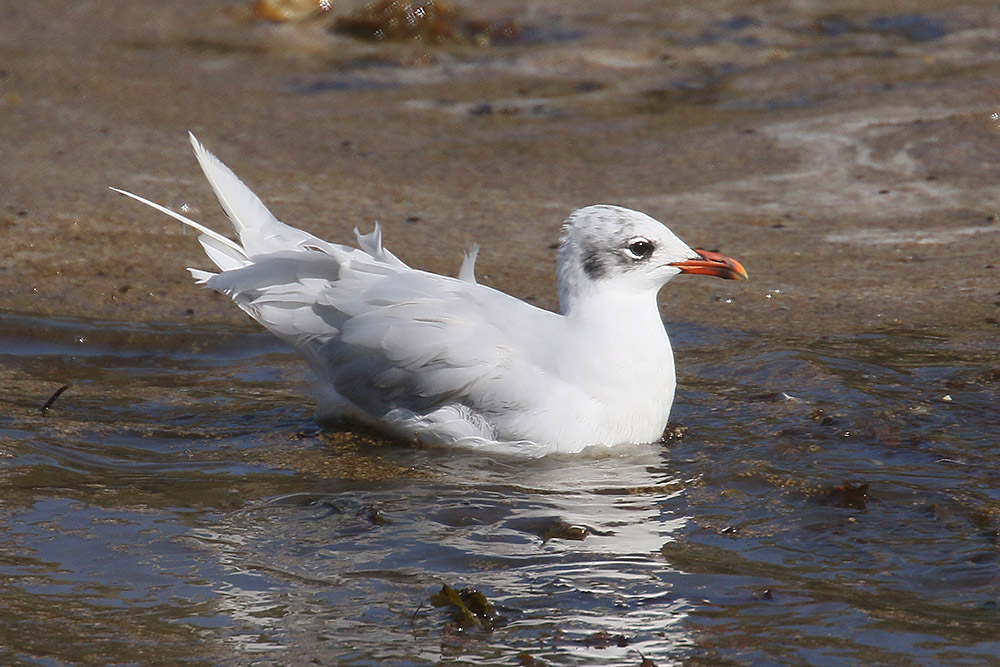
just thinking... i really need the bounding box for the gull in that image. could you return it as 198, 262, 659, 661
114, 134, 747, 455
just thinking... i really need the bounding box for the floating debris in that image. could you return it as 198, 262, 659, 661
39, 384, 70, 414
638, 652, 658, 667
660, 421, 688, 441
809, 407, 835, 426
828, 482, 870, 511
582, 630, 630, 648
364, 504, 392, 526
430, 583, 498, 630
517, 652, 541, 666
543, 520, 588, 541
333, 0, 520, 46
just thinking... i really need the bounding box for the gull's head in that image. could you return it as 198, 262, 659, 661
556, 205, 747, 313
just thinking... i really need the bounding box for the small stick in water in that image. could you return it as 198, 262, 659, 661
40, 384, 70, 414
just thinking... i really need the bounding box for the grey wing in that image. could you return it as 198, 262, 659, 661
205, 246, 558, 419
314, 266, 559, 419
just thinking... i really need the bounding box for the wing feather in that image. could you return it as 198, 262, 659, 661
319, 269, 555, 417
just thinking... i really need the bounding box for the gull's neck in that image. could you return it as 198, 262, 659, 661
562, 282, 668, 345
557, 280, 676, 444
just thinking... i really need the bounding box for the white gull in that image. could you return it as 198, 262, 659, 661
114, 134, 747, 455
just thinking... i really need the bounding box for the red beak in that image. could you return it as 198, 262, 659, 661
670, 248, 748, 280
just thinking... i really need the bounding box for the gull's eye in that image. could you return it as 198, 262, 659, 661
624, 238, 655, 261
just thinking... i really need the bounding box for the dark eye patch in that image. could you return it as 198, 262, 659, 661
625, 238, 655, 261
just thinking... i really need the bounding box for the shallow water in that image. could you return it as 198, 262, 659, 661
2, 312, 998, 665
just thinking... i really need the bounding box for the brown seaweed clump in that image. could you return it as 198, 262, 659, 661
430, 584, 499, 630
251, 0, 332, 22
333, 0, 519, 46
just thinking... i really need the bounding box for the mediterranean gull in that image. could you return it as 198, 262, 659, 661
114, 134, 747, 455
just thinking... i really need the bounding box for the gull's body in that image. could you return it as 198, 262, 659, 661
115, 134, 746, 455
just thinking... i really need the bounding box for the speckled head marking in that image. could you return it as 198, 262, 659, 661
556, 205, 708, 314
580, 233, 660, 281
581, 245, 609, 280
554, 204, 746, 314
570, 206, 655, 280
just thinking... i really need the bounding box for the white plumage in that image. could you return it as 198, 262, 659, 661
115, 134, 746, 455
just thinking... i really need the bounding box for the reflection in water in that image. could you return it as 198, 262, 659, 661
2, 313, 1000, 664
193, 449, 695, 663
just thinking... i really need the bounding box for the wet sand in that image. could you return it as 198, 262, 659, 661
3, 0, 1000, 347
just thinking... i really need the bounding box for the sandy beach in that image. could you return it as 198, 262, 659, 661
3, 0, 999, 348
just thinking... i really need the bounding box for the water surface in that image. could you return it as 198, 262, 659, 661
2, 313, 998, 665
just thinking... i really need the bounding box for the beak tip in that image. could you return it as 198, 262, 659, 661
672, 248, 748, 281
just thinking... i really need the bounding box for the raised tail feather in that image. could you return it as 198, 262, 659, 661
186, 132, 325, 257
112, 133, 335, 278
113, 134, 478, 343
111, 133, 413, 331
